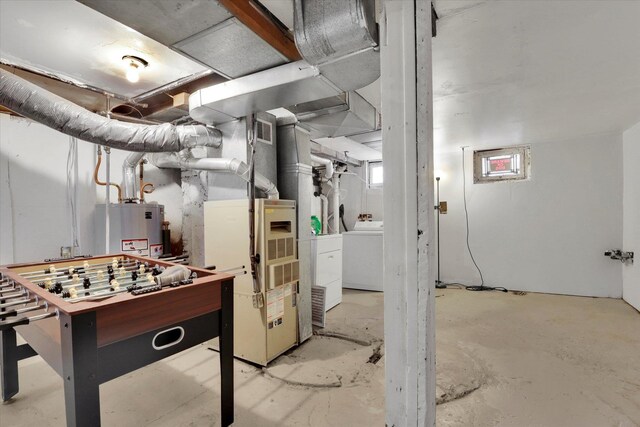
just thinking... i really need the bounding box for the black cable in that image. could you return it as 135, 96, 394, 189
339, 204, 349, 232
460, 147, 508, 293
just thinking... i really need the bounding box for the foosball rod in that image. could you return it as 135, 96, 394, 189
158, 255, 189, 262
0, 310, 58, 332
47, 263, 146, 288
17, 258, 130, 277
0, 303, 48, 321
20, 255, 188, 280
63, 276, 155, 298
65, 270, 192, 303
19, 259, 139, 280
66, 282, 154, 303
60, 266, 190, 299
4, 265, 144, 299
0, 298, 37, 309
0, 289, 28, 300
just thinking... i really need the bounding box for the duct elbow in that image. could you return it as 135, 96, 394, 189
177, 125, 222, 149
310, 154, 334, 179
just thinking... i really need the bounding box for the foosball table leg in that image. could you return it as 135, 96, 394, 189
0, 328, 19, 401
219, 279, 234, 426
60, 312, 100, 427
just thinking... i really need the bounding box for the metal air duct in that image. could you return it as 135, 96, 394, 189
276, 123, 314, 343
0, 69, 222, 152
289, 91, 378, 138
189, 0, 379, 126
293, 0, 379, 92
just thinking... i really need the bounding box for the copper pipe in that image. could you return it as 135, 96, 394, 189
94, 150, 123, 202
139, 159, 154, 203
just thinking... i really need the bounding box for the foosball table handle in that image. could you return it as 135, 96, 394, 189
0, 316, 30, 331
0, 311, 57, 331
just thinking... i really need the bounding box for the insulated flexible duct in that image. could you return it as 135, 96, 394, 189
0, 69, 222, 152
149, 151, 279, 199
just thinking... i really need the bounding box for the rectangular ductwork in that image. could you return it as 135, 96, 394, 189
189, 0, 380, 128
189, 61, 343, 125
288, 91, 379, 138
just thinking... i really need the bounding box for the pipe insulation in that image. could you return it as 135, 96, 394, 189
149, 151, 279, 199
122, 152, 145, 201
310, 154, 334, 179
0, 69, 222, 152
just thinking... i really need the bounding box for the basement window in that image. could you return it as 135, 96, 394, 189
473, 146, 530, 183
368, 161, 384, 187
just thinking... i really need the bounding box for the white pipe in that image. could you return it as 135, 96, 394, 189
149, 151, 279, 199
310, 154, 334, 179
122, 152, 145, 201
318, 194, 328, 235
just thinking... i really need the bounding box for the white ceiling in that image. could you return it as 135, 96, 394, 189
433, 0, 640, 152
0, 0, 207, 98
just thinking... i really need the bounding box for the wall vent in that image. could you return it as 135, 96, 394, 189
256, 119, 273, 145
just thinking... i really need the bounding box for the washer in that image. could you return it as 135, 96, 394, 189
342, 221, 384, 291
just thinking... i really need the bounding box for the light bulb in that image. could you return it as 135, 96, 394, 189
122, 55, 147, 83
126, 63, 139, 83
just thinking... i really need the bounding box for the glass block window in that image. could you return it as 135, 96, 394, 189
473, 146, 530, 183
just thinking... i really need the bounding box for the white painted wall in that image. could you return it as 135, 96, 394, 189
0, 115, 182, 265
340, 164, 383, 230
623, 121, 640, 310
435, 133, 623, 297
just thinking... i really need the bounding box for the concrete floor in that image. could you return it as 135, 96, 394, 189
1, 289, 639, 426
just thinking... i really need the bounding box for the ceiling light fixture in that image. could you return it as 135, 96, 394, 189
122, 55, 148, 83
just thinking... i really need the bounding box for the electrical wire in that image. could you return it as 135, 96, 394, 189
459, 147, 508, 293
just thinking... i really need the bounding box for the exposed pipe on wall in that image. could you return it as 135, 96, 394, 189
331, 167, 342, 234
0, 69, 222, 152
310, 154, 334, 179
94, 146, 123, 202
149, 151, 279, 199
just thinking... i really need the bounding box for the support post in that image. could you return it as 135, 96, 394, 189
381, 1, 436, 426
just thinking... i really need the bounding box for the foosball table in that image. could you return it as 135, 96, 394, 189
0, 254, 234, 427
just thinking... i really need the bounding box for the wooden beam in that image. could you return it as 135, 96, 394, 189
219, 0, 302, 61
